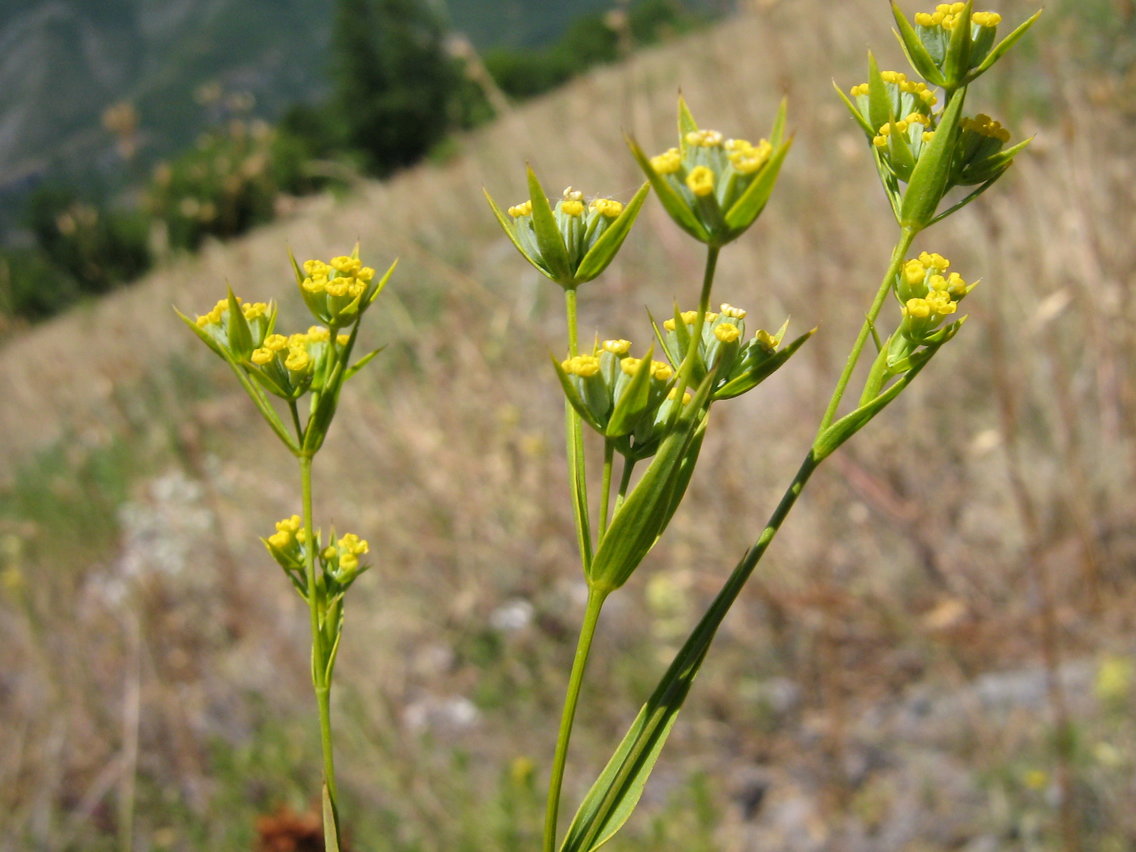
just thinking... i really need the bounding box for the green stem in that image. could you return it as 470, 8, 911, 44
563, 286, 593, 571
598, 441, 615, 539
565, 286, 580, 357
818, 226, 917, 432
544, 585, 609, 852
300, 454, 340, 828
671, 245, 720, 418
858, 340, 893, 407
614, 456, 636, 515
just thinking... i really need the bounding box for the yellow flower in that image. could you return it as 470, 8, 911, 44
685, 166, 715, 197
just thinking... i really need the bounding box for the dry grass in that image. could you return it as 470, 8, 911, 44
2, 0, 1134, 849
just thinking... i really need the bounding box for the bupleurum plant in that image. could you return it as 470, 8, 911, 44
181, 2, 1038, 848
484, 2, 1039, 850
177, 247, 395, 849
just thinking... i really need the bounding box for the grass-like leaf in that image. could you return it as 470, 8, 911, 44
527, 167, 573, 283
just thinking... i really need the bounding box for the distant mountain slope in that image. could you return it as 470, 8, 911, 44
0, 0, 714, 207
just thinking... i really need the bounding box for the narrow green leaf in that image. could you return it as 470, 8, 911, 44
225, 287, 254, 359
669, 303, 691, 358
941, 1, 973, 87
971, 9, 1043, 79
561, 700, 684, 852
655, 420, 706, 534
485, 187, 552, 278
588, 377, 712, 592
345, 346, 385, 380
304, 358, 348, 454
365, 257, 398, 308
174, 306, 225, 358
768, 97, 789, 147
890, 2, 946, 86
900, 88, 965, 229
813, 347, 938, 460
723, 137, 793, 232
576, 182, 650, 282
677, 94, 699, 154
714, 327, 814, 400
627, 135, 709, 243
552, 355, 606, 432
866, 52, 892, 134
833, 80, 875, 136
322, 784, 340, 852
606, 345, 654, 438
528, 167, 573, 282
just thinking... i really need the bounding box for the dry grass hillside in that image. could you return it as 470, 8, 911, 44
2, 1, 1134, 849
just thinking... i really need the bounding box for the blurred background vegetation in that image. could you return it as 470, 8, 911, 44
0, 0, 711, 331
1, 0, 1134, 849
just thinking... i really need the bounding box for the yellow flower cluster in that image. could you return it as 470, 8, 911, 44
685, 166, 715, 197
268, 515, 306, 549
301, 256, 376, 300
850, 72, 938, 107
714, 323, 741, 344
719, 303, 747, 319
602, 339, 632, 355
507, 193, 623, 219
195, 296, 269, 327
961, 113, 1011, 142
724, 138, 773, 175
619, 357, 674, 381
562, 354, 602, 377
872, 112, 933, 147
898, 252, 971, 339
325, 533, 370, 573
250, 326, 348, 372
904, 290, 958, 320
590, 198, 624, 218
649, 148, 682, 174
915, 3, 1001, 29
684, 129, 724, 147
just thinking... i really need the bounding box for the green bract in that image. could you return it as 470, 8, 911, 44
485, 170, 649, 289
891, 1, 1043, 93
628, 97, 791, 247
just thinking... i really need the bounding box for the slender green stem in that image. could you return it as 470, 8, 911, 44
598, 441, 615, 539
301, 454, 340, 824
614, 457, 635, 515
290, 400, 304, 444
818, 227, 917, 432
563, 286, 593, 571
564, 286, 580, 357
858, 342, 893, 407
544, 585, 609, 852
670, 245, 720, 420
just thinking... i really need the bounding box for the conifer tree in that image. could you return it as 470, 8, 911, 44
332, 0, 460, 176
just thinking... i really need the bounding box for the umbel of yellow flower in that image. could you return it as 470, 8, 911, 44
263, 517, 372, 599
486, 170, 650, 289
655, 302, 813, 401
891, 1, 1042, 92
881, 252, 976, 375
292, 246, 396, 327
629, 96, 792, 247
